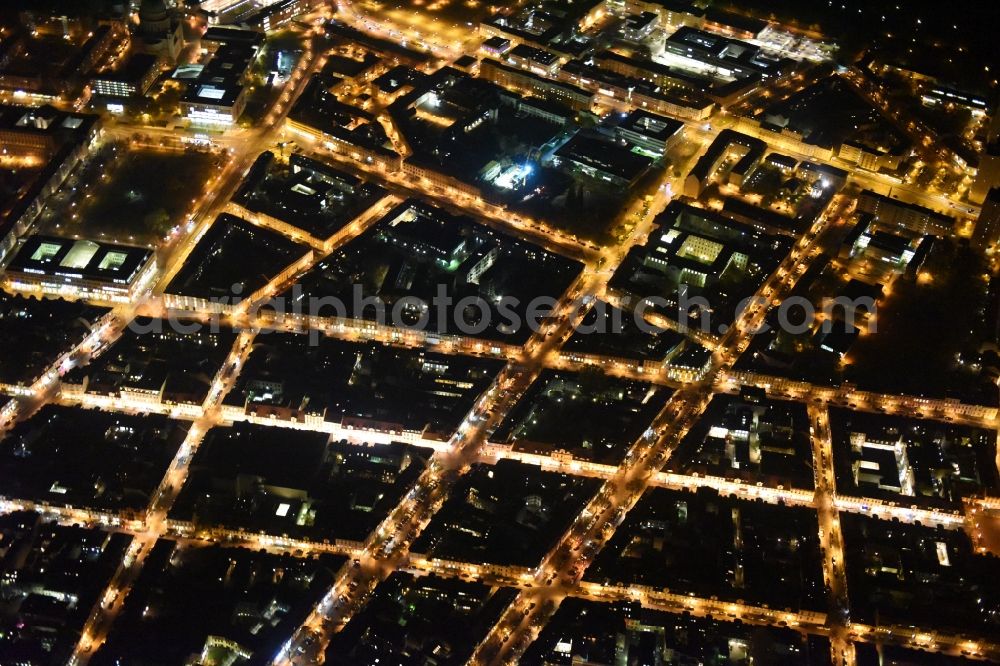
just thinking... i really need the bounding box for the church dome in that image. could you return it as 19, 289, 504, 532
139, 0, 169, 23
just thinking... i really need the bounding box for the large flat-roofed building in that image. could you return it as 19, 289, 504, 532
0, 105, 101, 158
863, 231, 917, 266
621, 11, 659, 41
180, 27, 263, 126
480, 59, 593, 112
320, 53, 382, 84
181, 81, 248, 125
592, 50, 754, 107
662, 27, 788, 81
972, 140, 1000, 205
200, 0, 273, 23
481, 36, 513, 57
973, 188, 1000, 252
838, 139, 903, 172
550, 131, 655, 187
0, 106, 103, 264
498, 92, 576, 125
479, 0, 605, 57
593, 49, 703, 90
506, 44, 560, 76
90, 53, 161, 99
640, 218, 747, 289
765, 152, 798, 172
841, 215, 928, 272
558, 59, 714, 120
920, 85, 989, 114
856, 189, 953, 237
623, 0, 704, 31
701, 8, 768, 40
797, 161, 848, 191
242, 0, 320, 31
4, 236, 157, 302
200, 26, 267, 50
615, 109, 684, 156
622, 200, 789, 293
685, 129, 766, 197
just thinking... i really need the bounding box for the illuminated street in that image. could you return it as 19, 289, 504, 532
0, 0, 999, 665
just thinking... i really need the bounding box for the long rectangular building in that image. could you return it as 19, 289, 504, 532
4, 236, 157, 303
0, 106, 103, 264
559, 59, 714, 120
856, 189, 953, 237
616, 109, 684, 156
551, 131, 655, 187
685, 129, 766, 197
663, 26, 788, 80
0, 105, 101, 158
180, 27, 264, 126
480, 58, 593, 111
591, 50, 758, 105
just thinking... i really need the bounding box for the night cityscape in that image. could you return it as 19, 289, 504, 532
0, 0, 999, 664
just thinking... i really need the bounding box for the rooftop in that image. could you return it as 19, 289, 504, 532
703, 8, 769, 35
0, 291, 108, 384
93, 540, 343, 664
618, 109, 685, 142
509, 43, 558, 66
689, 128, 767, 183
200, 26, 266, 47
170, 423, 429, 541
554, 131, 654, 183
166, 213, 307, 300
0, 104, 100, 150
0, 405, 186, 511
90, 52, 159, 85
8, 235, 153, 284
412, 460, 602, 567
859, 189, 953, 223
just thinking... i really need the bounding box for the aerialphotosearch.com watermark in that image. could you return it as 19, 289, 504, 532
131, 283, 878, 343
